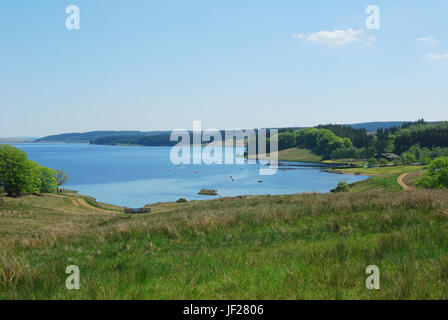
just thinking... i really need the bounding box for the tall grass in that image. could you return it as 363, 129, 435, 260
1, 190, 448, 299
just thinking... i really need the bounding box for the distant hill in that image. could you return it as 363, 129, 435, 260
91, 133, 178, 147
33, 121, 439, 145
0, 137, 36, 143
35, 131, 170, 143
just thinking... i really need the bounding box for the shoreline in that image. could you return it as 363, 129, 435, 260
65, 164, 371, 208
11, 143, 369, 208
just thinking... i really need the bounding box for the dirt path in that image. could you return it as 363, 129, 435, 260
397, 173, 411, 191
70, 199, 80, 207
70, 198, 111, 212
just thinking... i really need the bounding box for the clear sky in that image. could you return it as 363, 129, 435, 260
1, 0, 447, 137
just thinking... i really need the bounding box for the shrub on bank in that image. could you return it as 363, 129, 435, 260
331, 181, 350, 193
416, 157, 448, 189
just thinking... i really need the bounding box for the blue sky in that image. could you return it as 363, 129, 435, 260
1, 0, 447, 137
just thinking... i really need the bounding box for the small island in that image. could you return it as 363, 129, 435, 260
198, 189, 218, 196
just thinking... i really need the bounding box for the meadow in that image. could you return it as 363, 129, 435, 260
1, 184, 448, 299
248, 147, 323, 163
337, 165, 425, 192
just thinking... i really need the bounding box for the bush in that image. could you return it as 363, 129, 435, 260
402, 152, 417, 165
368, 158, 378, 167
420, 157, 432, 165
331, 181, 350, 193
416, 157, 448, 189
379, 158, 390, 165
393, 158, 403, 166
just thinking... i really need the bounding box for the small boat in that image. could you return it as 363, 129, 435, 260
257, 180, 263, 183
194, 171, 198, 174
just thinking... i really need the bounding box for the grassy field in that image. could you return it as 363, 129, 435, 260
252, 147, 366, 165
251, 147, 322, 163
335, 165, 426, 192
2, 186, 448, 299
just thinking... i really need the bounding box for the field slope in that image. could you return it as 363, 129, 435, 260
2, 189, 448, 299
250, 147, 322, 163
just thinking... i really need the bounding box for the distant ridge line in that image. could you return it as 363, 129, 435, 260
33, 121, 428, 143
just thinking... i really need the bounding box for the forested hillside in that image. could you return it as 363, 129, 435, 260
35, 131, 169, 143
34, 122, 410, 145
91, 133, 178, 146
277, 120, 448, 162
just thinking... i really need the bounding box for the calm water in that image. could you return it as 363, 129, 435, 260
12, 143, 368, 207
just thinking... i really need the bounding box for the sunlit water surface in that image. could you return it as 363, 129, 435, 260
13, 143, 368, 207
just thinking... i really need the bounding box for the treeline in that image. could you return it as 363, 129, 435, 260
91, 129, 275, 146
278, 128, 356, 159
317, 124, 374, 149
90, 120, 448, 162
399, 145, 448, 165
277, 120, 448, 161
91, 133, 178, 146
0, 145, 66, 196
394, 122, 448, 153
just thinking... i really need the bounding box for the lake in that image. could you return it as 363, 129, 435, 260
12, 143, 368, 207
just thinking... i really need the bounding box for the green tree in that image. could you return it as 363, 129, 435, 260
0, 145, 59, 196
393, 158, 403, 166
39, 166, 58, 193
420, 157, 432, 165
416, 157, 448, 189
408, 146, 422, 161
56, 170, 70, 193
278, 132, 296, 150
0, 145, 37, 196
368, 158, 378, 167
401, 152, 416, 165
361, 146, 376, 159
330, 147, 360, 160
25, 160, 43, 194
